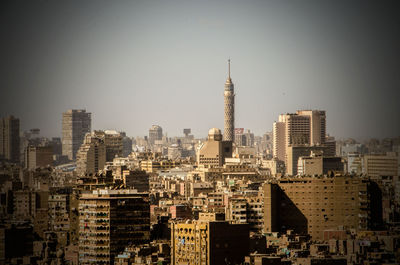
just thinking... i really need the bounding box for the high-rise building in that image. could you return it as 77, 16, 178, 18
224, 59, 235, 142
171, 220, 249, 265
79, 189, 150, 264
264, 176, 381, 240
148, 125, 162, 145
0, 115, 20, 163
62, 109, 91, 160
272, 110, 327, 174
75, 133, 106, 176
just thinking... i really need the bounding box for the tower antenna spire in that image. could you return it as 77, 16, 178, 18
228, 58, 231, 79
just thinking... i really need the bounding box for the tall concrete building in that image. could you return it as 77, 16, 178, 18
148, 125, 162, 145
272, 110, 327, 174
79, 189, 150, 264
93, 130, 123, 162
62, 109, 91, 160
273, 121, 285, 161
0, 115, 20, 163
76, 132, 106, 176
224, 59, 235, 142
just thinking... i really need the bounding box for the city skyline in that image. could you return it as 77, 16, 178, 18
1, 1, 399, 139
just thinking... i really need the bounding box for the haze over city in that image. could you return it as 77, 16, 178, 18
1, 0, 399, 139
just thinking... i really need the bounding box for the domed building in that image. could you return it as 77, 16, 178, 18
197, 128, 232, 168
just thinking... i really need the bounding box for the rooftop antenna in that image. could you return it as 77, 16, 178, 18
228, 58, 231, 79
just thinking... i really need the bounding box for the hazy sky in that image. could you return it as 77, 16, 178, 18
1, 1, 399, 139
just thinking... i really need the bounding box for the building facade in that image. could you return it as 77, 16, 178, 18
0, 115, 20, 163
25, 145, 53, 170
148, 125, 163, 146
62, 109, 91, 160
272, 110, 327, 175
76, 133, 106, 176
79, 189, 150, 264
197, 128, 232, 168
171, 220, 249, 265
264, 176, 380, 240
93, 130, 123, 162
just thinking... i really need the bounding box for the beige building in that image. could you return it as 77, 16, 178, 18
264, 176, 377, 240
261, 158, 285, 176
140, 160, 180, 173
297, 155, 323, 176
76, 132, 106, 176
171, 220, 249, 265
272, 121, 285, 161
0, 115, 20, 163
62, 109, 91, 160
298, 152, 345, 176
197, 128, 232, 168
79, 189, 150, 264
286, 146, 327, 176
272, 110, 327, 175
362, 153, 398, 177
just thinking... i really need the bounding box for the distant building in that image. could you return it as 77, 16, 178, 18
183, 128, 191, 138
347, 153, 362, 174
273, 121, 286, 161
362, 153, 398, 177
272, 110, 327, 174
171, 220, 249, 265
121, 132, 132, 157
75, 132, 106, 176
297, 152, 344, 176
0, 115, 20, 163
149, 125, 163, 145
286, 146, 327, 176
62, 109, 91, 160
140, 160, 180, 173
197, 128, 232, 168
25, 145, 53, 170
93, 130, 123, 162
234, 128, 254, 147
121, 169, 149, 192
261, 158, 285, 176
79, 189, 150, 264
